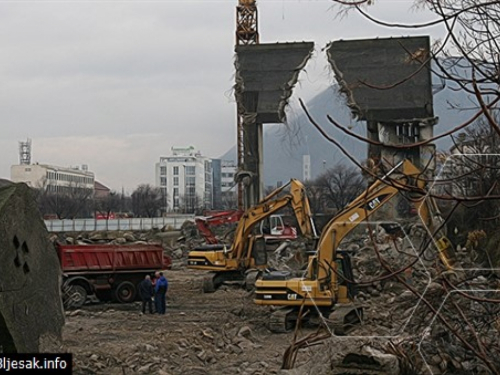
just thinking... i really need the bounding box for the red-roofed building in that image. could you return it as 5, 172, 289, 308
94, 180, 110, 199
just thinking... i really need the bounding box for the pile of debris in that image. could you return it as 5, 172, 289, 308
280, 222, 500, 374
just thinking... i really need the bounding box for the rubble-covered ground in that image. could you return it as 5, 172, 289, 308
56, 219, 500, 374
57, 223, 312, 375
63, 269, 301, 375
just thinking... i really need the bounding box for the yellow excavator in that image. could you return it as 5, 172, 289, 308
187, 179, 318, 292
254, 160, 455, 333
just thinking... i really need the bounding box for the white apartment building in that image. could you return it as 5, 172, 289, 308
219, 160, 237, 209
155, 146, 213, 213
221, 160, 237, 192
11, 164, 95, 194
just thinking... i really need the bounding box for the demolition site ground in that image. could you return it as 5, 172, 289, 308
63, 269, 302, 375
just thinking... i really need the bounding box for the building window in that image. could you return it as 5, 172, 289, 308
173, 177, 179, 186
173, 166, 179, 176
160, 177, 167, 186
160, 166, 167, 176
185, 166, 195, 175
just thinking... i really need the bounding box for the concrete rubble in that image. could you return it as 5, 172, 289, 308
281, 337, 400, 375
53, 215, 500, 374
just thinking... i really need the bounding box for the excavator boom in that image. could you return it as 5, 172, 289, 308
187, 179, 317, 292
254, 160, 455, 333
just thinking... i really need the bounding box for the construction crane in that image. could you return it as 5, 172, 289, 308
235, 0, 259, 210
236, 0, 259, 45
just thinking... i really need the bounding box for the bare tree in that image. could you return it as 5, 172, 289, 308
131, 184, 163, 218
94, 191, 122, 219
178, 194, 204, 214
36, 180, 93, 219
312, 163, 366, 212
280, 3, 500, 373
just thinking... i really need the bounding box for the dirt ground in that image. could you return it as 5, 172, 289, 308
63, 269, 304, 375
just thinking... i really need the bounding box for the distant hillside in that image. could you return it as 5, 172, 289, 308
221, 76, 479, 186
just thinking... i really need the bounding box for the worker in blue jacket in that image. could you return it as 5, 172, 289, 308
154, 272, 169, 315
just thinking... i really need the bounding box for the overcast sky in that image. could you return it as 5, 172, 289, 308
0, 0, 443, 193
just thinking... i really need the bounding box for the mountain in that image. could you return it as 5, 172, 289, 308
221, 78, 479, 186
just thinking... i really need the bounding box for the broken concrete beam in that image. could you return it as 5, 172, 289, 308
0, 183, 64, 352
234, 42, 314, 123
326, 36, 433, 122
281, 337, 400, 375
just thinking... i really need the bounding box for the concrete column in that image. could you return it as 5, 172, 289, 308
243, 120, 263, 209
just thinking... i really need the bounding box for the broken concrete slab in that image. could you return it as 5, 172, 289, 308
234, 42, 314, 123
326, 36, 433, 122
0, 183, 64, 352
281, 337, 400, 375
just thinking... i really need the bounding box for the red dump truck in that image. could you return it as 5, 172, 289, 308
56, 243, 171, 308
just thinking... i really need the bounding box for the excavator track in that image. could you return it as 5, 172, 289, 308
269, 308, 296, 333
202, 274, 216, 293
203, 271, 245, 293
328, 304, 363, 335
244, 269, 260, 291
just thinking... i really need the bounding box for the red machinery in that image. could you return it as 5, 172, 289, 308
195, 210, 298, 244
195, 209, 243, 244
57, 243, 171, 308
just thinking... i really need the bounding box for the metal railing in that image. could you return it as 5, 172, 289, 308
44, 215, 194, 232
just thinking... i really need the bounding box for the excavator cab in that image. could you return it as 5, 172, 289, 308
269, 215, 284, 236
258, 214, 297, 241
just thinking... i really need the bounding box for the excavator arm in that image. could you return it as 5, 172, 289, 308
230, 178, 317, 261
310, 159, 453, 284
194, 210, 243, 245
187, 178, 317, 292
255, 160, 455, 333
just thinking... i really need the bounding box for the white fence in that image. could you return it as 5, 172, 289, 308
44, 215, 194, 232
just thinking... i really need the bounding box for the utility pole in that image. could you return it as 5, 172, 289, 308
235, 0, 259, 210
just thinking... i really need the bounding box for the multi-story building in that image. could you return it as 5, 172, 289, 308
11, 163, 95, 194
219, 160, 237, 209
210, 159, 238, 210
155, 146, 213, 213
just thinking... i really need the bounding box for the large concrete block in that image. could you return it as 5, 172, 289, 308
0, 183, 64, 353
327, 36, 433, 122
235, 42, 314, 123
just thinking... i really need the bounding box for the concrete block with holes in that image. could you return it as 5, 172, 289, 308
0, 182, 64, 353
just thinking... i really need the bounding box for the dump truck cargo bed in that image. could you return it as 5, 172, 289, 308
57, 243, 171, 272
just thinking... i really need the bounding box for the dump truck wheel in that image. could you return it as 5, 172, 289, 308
64, 284, 87, 309
114, 281, 137, 303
